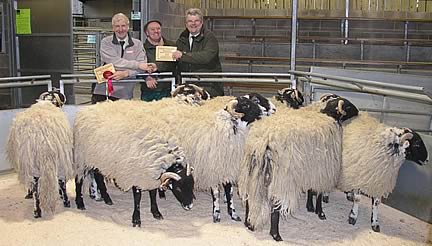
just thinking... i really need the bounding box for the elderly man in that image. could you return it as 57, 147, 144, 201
141, 20, 176, 101
172, 8, 223, 97
92, 13, 157, 103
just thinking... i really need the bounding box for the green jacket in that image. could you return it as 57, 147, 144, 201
176, 27, 223, 96
142, 37, 176, 91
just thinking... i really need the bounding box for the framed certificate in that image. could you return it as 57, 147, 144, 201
94, 63, 116, 84
156, 46, 177, 62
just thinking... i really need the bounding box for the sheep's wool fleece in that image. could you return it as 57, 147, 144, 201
337, 112, 407, 198
74, 102, 185, 191
238, 107, 342, 229
6, 101, 74, 213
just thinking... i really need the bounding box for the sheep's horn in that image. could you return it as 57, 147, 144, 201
160, 172, 181, 182
186, 163, 194, 176
39, 92, 50, 100
337, 100, 347, 116
225, 99, 245, 119
400, 132, 414, 144
171, 85, 184, 97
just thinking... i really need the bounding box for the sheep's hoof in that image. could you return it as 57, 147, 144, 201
348, 216, 357, 225
75, 198, 86, 210
132, 220, 141, 227
372, 224, 380, 232
323, 195, 329, 203
33, 209, 42, 218
213, 214, 221, 223
306, 204, 315, 213
102, 195, 113, 205
244, 221, 255, 231
63, 200, 71, 208
231, 215, 242, 222
152, 211, 164, 220
270, 233, 283, 242
318, 212, 326, 220
345, 192, 354, 202
25, 193, 33, 199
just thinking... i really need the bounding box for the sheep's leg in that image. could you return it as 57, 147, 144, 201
74, 176, 86, 210
371, 197, 381, 232
93, 169, 113, 205
244, 200, 255, 231
88, 170, 102, 201
132, 186, 142, 227
25, 189, 33, 199
149, 189, 163, 220
32, 177, 41, 218
269, 206, 283, 241
348, 190, 361, 225
315, 193, 326, 220
223, 182, 241, 221
58, 178, 70, 208
322, 192, 329, 203
306, 189, 315, 212
210, 186, 221, 223
158, 189, 166, 200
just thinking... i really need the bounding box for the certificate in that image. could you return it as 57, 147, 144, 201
156, 46, 177, 62
94, 63, 116, 84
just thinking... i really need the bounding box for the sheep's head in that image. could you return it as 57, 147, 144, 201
244, 93, 276, 116
320, 96, 358, 123
225, 96, 262, 125
400, 128, 429, 165
275, 88, 304, 109
172, 84, 210, 106
160, 163, 194, 210
38, 89, 66, 107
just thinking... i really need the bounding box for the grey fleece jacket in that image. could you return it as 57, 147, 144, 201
93, 34, 147, 99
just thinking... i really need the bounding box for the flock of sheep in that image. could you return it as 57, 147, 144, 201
6, 85, 429, 242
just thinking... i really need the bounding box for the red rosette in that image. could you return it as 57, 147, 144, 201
103, 71, 114, 96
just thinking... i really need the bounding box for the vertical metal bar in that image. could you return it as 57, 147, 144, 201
360, 40, 364, 60
344, 0, 349, 44
380, 96, 387, 123
95, 32, 101, 66
171, 77, 176, 92
404, 20, 408, 40
290, 0, 298, 89
59, 80, 65, 94
406, 43, 410, 62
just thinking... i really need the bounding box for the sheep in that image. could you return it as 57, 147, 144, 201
85, 84, 211, 204
73, 102, 195, 227
337, 112, 429, 232
6, 90, 74, 218
238, 102, 344, 241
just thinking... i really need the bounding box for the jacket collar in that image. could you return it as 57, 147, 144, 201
179, 28, 207, 43
144, 37, 167, 49
112, 33, 135, 48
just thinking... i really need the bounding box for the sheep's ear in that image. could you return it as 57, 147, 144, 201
201, 90, 210, 100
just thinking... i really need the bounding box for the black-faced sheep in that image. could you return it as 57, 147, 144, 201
74, 102, 195, 227
6, 90, 73, 218
338, 113, 428, 232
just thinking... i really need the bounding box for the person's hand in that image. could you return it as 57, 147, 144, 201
109, 70, 129, 80
172, 50, 183, 60
138, 62, 158, 73
147, 63, 158, 73
146, 76, 158, 89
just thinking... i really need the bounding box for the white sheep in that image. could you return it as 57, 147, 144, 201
6, 91, 74, 218
338, 112, 428, 232
73, 102, 195, 227
238, 105, 343, 241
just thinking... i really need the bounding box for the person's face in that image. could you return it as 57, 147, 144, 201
146, 22, 162, 43
112, 18, 129, 40
185, 15, 203, 35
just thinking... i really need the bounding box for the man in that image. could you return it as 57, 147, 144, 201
92, 13, 157, 103
172, 8, 224, 97
141, 20, 176, 101
89, 13, 156, 205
